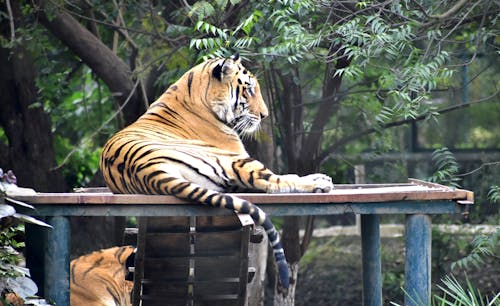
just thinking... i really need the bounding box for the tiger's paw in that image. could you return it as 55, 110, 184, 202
300, 173, 333, 193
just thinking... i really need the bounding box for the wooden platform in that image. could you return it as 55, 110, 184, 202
14, 179, 473, 205
12, 179, 473, 306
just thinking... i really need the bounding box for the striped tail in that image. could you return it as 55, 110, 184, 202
159, 177, 290, 289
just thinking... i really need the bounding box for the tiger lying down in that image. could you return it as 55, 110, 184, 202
99, 54, 333, 293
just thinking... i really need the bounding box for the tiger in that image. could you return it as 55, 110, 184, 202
70, 246, 135, 306
100, 54, 334, 292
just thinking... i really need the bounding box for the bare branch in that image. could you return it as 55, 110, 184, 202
429, 0, 469, 20
457, 161, 500, 178
5, 0, 15, 43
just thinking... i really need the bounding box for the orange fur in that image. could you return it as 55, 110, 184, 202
70, 246, 134, 306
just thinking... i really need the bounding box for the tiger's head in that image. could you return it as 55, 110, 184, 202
184, 54, 269, 136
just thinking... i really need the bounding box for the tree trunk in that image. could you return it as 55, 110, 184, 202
299, 49, 350, 171
267, 48, 350, 305
35, 1, 145, 126
247, 227, 268, 306
0, 4, 67, 193
273, 263, 299, 306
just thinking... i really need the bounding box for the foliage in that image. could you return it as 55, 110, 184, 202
449, 183, 499, 274
185, 0, 499, 180
433, 275, 499, 306
391, 275, 500, 306
0, 225, 25, 280
429, 147, 461, 188
451, 229, 500, 271
0, 169, 51, 302
487, 186, 500, 204
39, 62, 115, 187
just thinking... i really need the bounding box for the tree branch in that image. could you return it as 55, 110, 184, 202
319, 90, 500, 164
35, 1, 144, 125
429, 0, 469, 20
299, 45, 350, 172
300, 216, 315, 257
5, 0, 15, 43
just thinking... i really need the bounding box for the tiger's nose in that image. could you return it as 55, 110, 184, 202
260, 110, 268, 120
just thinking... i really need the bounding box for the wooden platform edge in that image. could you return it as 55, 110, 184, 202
10, 180, 474, 205
408, 178, 474, 205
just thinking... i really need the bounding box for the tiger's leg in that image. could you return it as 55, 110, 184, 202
231, 158, 334, 193
148, 174, 290, 290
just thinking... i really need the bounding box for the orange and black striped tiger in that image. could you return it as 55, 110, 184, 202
100, 54, 333, 290
70, 246, 135, 306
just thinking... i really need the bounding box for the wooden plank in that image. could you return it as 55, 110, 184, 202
143, 258, 190, 281
12, 186, 471, 205
237, 225, 250, 304
146, 216, 190, 232
196, 215, 241, 231
195, 232, 242, 256
194, 282, 240, 296
11, 180, 473, 205
141, 281, 188, 297
195, 256, 241, 280
194, 298, 239, 306
145, 233, 191, 257
132, 217, 147, 306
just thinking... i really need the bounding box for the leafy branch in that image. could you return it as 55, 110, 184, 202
451, 230, 500, 271
428, 147, 461, 188
1, 168, 50, 302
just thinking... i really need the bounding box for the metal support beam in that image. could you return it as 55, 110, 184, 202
361, 214, 382, 306
405, 214, 431, 306
44, 216, 71, 306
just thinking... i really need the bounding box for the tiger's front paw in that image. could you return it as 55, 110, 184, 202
300, 174, 334, 193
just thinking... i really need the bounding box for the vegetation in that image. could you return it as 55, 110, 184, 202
0, 0, 498, 304
0, 169, 51, 304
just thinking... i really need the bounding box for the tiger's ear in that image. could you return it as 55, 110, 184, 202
230, 53, 240, 62
213, 54, 241, 83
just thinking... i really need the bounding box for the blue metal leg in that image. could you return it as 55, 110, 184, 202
405, 214, 431, 306
361, 214, 382, 306
44, 216, 70, 306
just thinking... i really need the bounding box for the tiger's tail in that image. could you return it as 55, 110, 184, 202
155, 176, 290, 289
